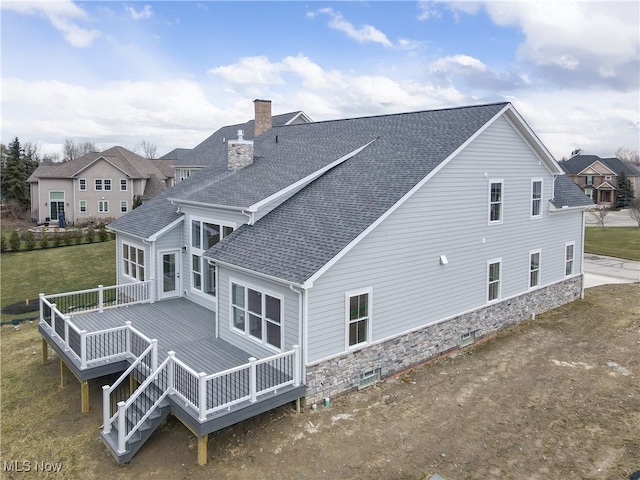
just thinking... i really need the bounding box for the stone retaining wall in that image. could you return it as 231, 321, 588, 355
305, 276, 583, 403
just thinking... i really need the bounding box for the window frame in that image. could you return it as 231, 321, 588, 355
104, 179, 112, 191
530, 179, 543, 219
120, 179, 128, 191
120, 200, 128, 213
79, 178, 86, 191
487, 258, 502, 303
98, 200, 109, 213
230, 281, 283, 351
79, 200, 87, 213
488, 179, 504, 225
122, 243, 145, 281
345, 287, 372, 349
95, 179, 103, 191
565, 242, 575, 277
189, 217, 234, 296
529, 249, 541, 289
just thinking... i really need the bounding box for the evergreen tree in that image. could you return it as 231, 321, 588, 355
0, 137, 39, 212
615, 172, 635, 208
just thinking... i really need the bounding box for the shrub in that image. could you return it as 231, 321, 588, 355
40, 232, 49, 249
52, 227, 62, 247
64, 229, 73, 246
86, 224, 95, 243
9, 231, 20, 251
1, 235, 6, 252
24, 230, 36, 250
73, 229, 83, 245
98, 222, 109, 242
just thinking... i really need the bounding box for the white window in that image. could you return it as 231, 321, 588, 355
565, 242, 575, 276
489, 180, 503, 224
120, 201, 128, 213
95, 179, 103, 191
104, 179, 112, 191
605, 175, 612, 180
49, 191, 65, 221
98, 200, 109, 213
529, 250, 541, 289
190, 219, 234, 296
347, 289, 371, 347
120, 179, 127, 191
79, 178, 86, 191
531, 179, 542, 218
487, 259, 501, 302
231, 282, 282, 350
79, 200, 87, 213
123, 243, 145, 281
179, 169, 192, 182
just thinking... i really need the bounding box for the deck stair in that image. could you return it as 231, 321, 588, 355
101, 381, 170, 464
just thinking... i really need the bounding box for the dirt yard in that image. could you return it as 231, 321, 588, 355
2, 284, 638, 480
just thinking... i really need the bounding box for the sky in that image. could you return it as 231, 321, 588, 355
1, 1, 638, 161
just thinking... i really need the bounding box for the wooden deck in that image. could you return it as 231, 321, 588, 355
71, 298, 255, 374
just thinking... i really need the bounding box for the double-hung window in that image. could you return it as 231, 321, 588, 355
104, 179, 112, 191
347, 289, 371, 347
565, 242, 575, 276
98, 200, 109, 213
531, 179, 542, 218
190, 219, 234, 296
231, 283, 282, 349
529, 250, 541, 289
120, 179, 127, 191
79, 179, 86, 191
489, 180, 503, 224
123, 243, 145, 280
487, 259, 501, 302
120, 201, 128, 213
95, 179, 103, 191
79, 200, 87, 213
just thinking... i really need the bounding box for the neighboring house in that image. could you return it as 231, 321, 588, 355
559, 153, 640, 205
162, 99, 312, 183
27, 147, 175, 225
38, 102, 593, 466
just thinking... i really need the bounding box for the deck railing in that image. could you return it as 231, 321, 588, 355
40, 290, 153, 369
41, 281, 152, 316
104, 346, 301, 453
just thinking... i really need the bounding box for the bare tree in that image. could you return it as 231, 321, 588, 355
63, 139, 96, 162
134, 140, 158, 159
590, 205, 610, 229
616, 147, 640, 166
629, 198, 640, 227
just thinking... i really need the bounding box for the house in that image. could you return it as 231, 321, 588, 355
27, 146, 175, 225
162, 99, 312, 183
37, 102, 593, 465
559, 153, 640, 205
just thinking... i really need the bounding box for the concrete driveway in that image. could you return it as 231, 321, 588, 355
583, 253, 640, 288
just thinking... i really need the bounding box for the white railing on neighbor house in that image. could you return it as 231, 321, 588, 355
40, 285, 154, 369
103, 345, 301, 454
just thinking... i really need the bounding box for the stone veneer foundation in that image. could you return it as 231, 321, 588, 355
304, 276, 583, 403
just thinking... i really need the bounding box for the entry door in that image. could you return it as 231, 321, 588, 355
159, 251, 180, 299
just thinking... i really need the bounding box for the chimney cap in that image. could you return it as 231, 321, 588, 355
254, 99, 272, 103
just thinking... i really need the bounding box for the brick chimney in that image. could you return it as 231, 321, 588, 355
254, 99, 272, 137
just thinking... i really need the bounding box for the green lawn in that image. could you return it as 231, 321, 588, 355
1, 242, 116, 320
585, 227, 640, 261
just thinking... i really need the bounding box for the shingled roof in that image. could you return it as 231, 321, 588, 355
560, 154, 640, 176
551, 175, 594, 209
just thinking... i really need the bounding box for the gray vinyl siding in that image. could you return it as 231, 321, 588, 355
116, 234, 150, 286
216, 267, 300, 359
305, 116, 585, 364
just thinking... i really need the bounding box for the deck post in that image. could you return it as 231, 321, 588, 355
81, 381, 90, 413
80, 330, 87, 369
249, 357, 257, 403
98, 285, 104, 313
197, 434, 208, 465
63, 316, 70, 351
168, 351, 176, 391
198, 372, 207, 422
59, 358, 68, 387
117, 401, 126, 454
39, 293, 44, 323
151, 339, 158, 371
42, 338, 48, 364
102, 385, 111, 434
50, 303, 57, 338
293, 345, 300, 387
125, 321, 132, 354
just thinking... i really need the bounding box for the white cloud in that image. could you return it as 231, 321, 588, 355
430, 54, 488, 73
308, 7, 393, 48
1, 0, 101, 47
126, 4, 153, 21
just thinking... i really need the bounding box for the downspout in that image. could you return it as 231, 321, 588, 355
242, 209, 255, 225
289, 284, 307, 385
580, 210, 586, 299
207, 259, 219, 339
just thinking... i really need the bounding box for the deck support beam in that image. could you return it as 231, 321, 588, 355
42, 339, 48, 364
197, 434, 208, 465
296, 398, 301, 414
81, 381, 89, 413
59, 358, 68, 388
